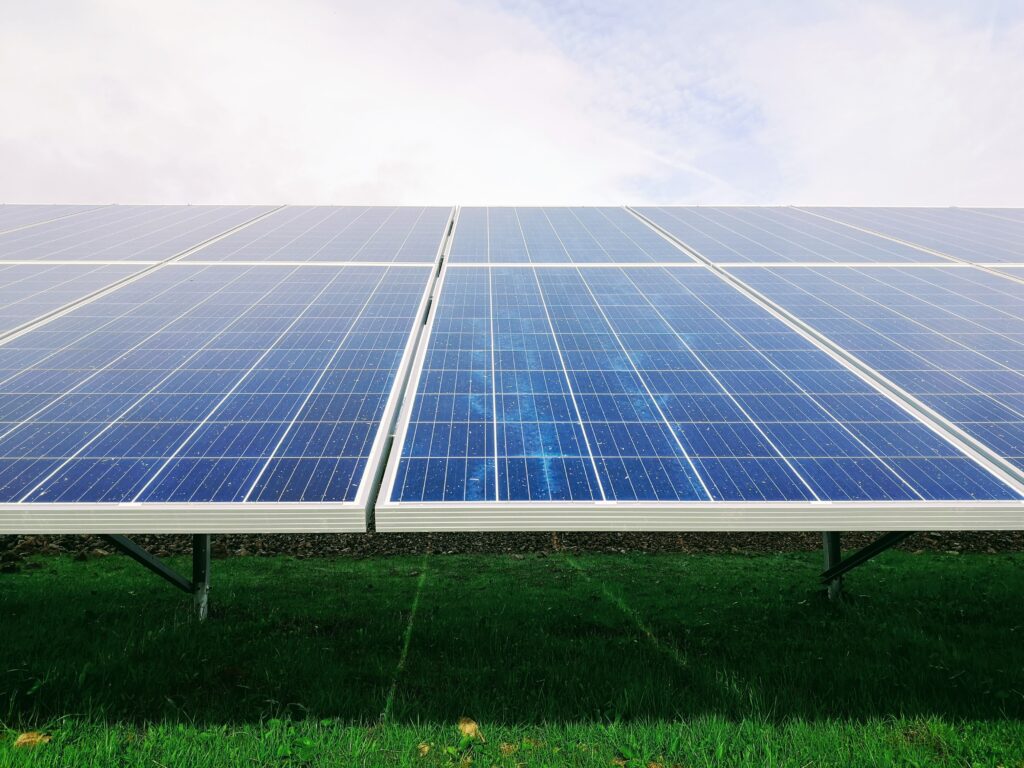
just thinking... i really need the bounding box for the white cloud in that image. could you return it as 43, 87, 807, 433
1, 1, 1022, 204
0, 0, 665, 204
729, 4, 1024, 205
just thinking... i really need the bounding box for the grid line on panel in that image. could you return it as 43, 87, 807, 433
0, 206, 285, 347
487, 264, 500, 501
14, 265, 301, 501
971, 209, 1024, 225
0, 266, 269, 501
629, 206, 1024, 496
634, 206, 949, 264
575, 267, 957, 502
519, 211, 607, 500
525, 268, 608, 500
0, 266, 244, 424
0, 205, 106, 236
0, 205, 278, 262
181, 206, 450, 264
792, 207, 973, 266
385, 263, 1023, 510
651, 268, 927, 500
449, 207, 693, 264
565, 268, 712, 500
520, 210, 606, 499
614, 268, 823, 501
0, 263, 433, 507
727, 265, 1024, 482
127, 268, 377, 502
797, 207, 1024, 265
239, 268, 393, 500
0, 263, 140, 335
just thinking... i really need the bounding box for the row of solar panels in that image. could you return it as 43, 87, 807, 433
0, 204, 1021, 532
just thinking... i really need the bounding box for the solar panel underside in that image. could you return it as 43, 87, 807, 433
449, 207, 695, 263
0, 263, 143, 335
0, 259, 436, 532
806, 208, 1024, 264
183, 206, 451, 263
379, 261, 1021, 530
0, 205, 100, 232
729, 265, 1024, 476
635, 207, 949, 264
0, 205, 273, 261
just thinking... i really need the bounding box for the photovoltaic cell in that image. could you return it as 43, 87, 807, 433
636, 207, 948, 264
0, 205, 273, 261
183, 206, 451, 263
0, 263, 431, 505
0, 205, 100, 233
448, 207, 695, 263
807, 207, 1024, 264
0, 263, 143, 334
971, 209, 1024, 226
388, 266, 1018, 505
729, 265, 1024, 474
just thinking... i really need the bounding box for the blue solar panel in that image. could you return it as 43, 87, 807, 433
0, 263, 431, 505
0, 205, 273, 261
729, 265, 1024, 474
183, 206, 450, 263
807, 208, 1024, 264
636, 207, 948, 264
388, 265, 1018, 504
971, 209, 1024, 226
0, 205, 100, 232
0, 263, 143, 335
449, 207, 694, 263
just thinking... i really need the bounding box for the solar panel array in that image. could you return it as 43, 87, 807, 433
1, 205, 1022, 532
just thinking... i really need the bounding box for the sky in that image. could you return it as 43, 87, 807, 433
1, 0, 1022, 205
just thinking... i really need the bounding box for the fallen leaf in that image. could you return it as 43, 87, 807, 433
417, 742, 431, 757
612, 757, 628, 767
457, 717, 485, 743
14, 732, 51, 748
648, 762, 665, 768
500, 742, 518, 756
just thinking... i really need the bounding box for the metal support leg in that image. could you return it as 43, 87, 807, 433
822, 532, 842, 600
192, 534, 210, 621
99, 534, 211, 619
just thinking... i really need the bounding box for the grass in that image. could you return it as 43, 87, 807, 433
0, 549, 1022, 766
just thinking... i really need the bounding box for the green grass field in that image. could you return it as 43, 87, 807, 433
1, 550, 1023, 766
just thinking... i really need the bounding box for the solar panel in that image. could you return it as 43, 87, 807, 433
0, 205, 101, 233
0, 205, 274, 261
971, 208, 1024, 226
0, 263, 434, 530
183, 206, 451, 263
449, 207, 694, 263
0, 263, 143, 336
635, 207, 949, 264
379, 263, 1020, 529
805, 208, 1024, 264
2, 205, 1022, 534
728, 265, 1024, 477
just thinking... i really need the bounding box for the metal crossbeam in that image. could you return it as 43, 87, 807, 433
820, 531, 913, 584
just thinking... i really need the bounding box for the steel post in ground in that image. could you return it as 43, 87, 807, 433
192, 534, 211, 621
823, 532, 842, 600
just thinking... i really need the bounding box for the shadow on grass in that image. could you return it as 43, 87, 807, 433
1, 551, 1022, 726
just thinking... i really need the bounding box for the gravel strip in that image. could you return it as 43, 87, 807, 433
2, 531, 1022, 567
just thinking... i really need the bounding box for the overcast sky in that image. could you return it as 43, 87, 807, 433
1, 0, 1022, 205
